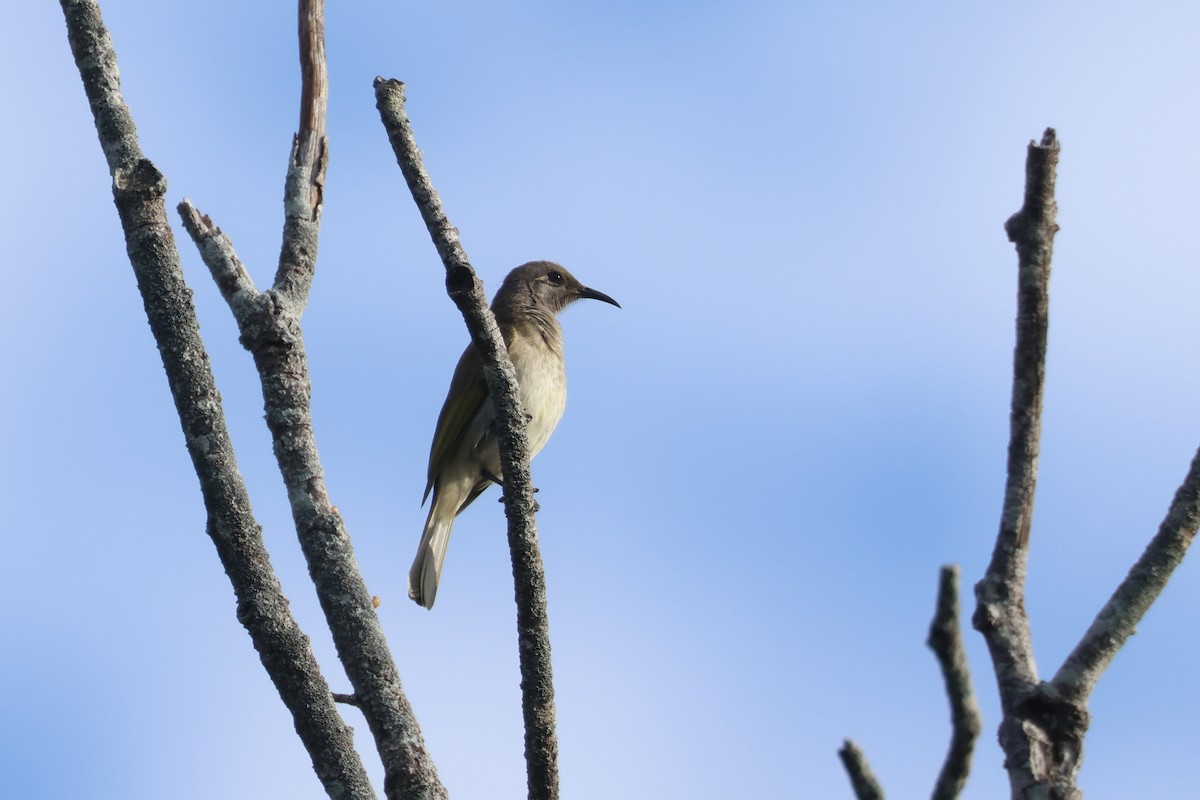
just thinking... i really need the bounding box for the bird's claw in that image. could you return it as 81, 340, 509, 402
496, 487, 541, 511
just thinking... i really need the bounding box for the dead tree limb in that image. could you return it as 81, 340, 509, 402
971, 127, 1079, 800
374, 77, 560, 800
840, 565, 981, 800
174, 5, 445, 799
58, 1, 377, 797
927, 565, 981, 800
1053, 450, 1200, 700
973, 128, 1200, 799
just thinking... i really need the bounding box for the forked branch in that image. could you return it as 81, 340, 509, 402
175, 5, 445, 799
59, 1, 375, 797
840, 566, 980, 800
973, 128, 1200, 799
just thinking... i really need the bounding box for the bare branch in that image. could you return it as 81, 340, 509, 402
173, 8, 446, 799
372, 79, 471, 276
374, 76, 560, 800
297, 0, 328, 139
177, 203, 259, 309
927, 566, 981, 800
273, 0, 329, 307
59, 2, 374, 798
973, 129, 1060, 696
974, 129, 1092, 800
1054, 447, 1200, 700
839, 740, 885, 800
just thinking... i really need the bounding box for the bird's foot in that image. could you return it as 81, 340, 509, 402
496, 485, 540, 509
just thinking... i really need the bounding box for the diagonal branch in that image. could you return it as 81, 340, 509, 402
59, 2, 374, 798
180, 204, 446, 800
176, 6, 446, 799
927, 566, 981, 800
374, 76, 560, 800
839, 740, 886, 800
1053, 446, 1200, 701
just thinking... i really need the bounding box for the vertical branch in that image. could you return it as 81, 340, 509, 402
973, 130, 1059, 688
974, 129, 1088, 799
298, 0, 328, 139
927, 566, 981, 800
970, 127, 1199, 798
273, 0, 328, 306
374, 77, 560, 800
59, 2, 375, 798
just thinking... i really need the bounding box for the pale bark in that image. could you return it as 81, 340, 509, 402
59, 1, 377, 797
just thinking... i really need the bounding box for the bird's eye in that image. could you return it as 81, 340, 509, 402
547, 270, 564, 286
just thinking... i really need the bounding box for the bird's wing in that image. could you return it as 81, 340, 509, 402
424, 342, 489, 504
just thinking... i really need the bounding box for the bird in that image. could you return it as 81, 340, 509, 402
408, 261, 620, 609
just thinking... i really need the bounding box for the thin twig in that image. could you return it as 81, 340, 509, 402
175, 8, 446, 798
927, 566, 981, 800
839, 740, 886, 800
59, 2, 375, 798
374, 76, 560, 800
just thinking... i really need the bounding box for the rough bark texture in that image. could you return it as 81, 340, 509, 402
374, 76, 560, 800
972, 128, 1078, 800
966, 128, 1198, 799
175, 6, 446, 799
1053, 447, 1200, 700
928, 566, 982, 800
59, 2, 375, 798
839, 740, 886, 800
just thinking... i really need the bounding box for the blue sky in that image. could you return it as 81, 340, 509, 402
5, 1, 1200, 797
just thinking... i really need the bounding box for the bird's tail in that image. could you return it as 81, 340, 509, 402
408, 495, 456, 609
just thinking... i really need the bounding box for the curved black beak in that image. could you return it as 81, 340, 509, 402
579, 286, 621, 309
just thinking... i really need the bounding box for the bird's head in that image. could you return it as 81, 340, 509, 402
493, 261, 620, 320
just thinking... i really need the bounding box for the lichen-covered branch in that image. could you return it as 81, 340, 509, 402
179, 203, 445, 800
927, 566, 981, 800
59, 2, 375, 798
839, 740, 885, 800
174, 6, 445, 799
272, 0, 328, 308
374, 76, 560, 800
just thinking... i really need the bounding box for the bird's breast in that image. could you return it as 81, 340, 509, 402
511, 343, 567, 458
